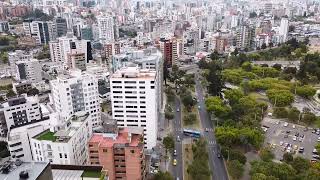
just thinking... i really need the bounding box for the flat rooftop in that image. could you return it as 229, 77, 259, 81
111, 66, 156, 79
90, 127, 144, 148
0, 161, 50, 180
34, 113, 89, 143
51, 164, 104, 180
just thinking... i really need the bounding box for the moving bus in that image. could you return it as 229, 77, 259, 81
183, 129, 201, 138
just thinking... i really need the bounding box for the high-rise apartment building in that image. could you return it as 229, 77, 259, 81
183, 29, 199, 55
49, 32, 92, 64
236, 24, 255, 50
30, 112, 92, 165
15, 59, 42, 83
50, 70, 101, 128
97, 16, 115, 42
88, 127, 146, 180
0, 94, 44, 132
67, 50, 87, 71
279, 18, 289, 43
159, 38, 174, 68
110, 66, 159, 149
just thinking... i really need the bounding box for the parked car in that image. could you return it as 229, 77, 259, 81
299, 147, 304, 153
284, 122, 288, 127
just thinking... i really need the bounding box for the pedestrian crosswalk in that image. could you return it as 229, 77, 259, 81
208, 140, 216, 145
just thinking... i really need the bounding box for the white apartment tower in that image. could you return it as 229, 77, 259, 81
0, 94, 44, 132
110, 66, 159, 149
279, 18, 289, 43
50, 70, 101, 128
49, 32, 91, 64
97, 16, 115, 42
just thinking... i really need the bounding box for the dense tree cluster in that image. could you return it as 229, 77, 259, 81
215, 126, 264, 149
250, 156, 320, 179
198, 60, 224, 96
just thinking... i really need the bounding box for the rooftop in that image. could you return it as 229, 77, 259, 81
0, 161, 50, 180
51, 164, 105, 180
36, 130, 56, 142
89, 127, 144, 148
111, 66, 156, 79
34, 113, 89, 143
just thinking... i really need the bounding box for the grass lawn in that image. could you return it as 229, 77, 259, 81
182, 105, 201, 130
81, 170, 101, 178
183, 143, 193, 180
36, 131, 56, 142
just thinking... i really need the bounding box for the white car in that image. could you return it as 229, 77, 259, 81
280, 141, 284, 146
292, 125, 296, 129
284, 122, 288, 127
318, 137, 320, 142
293, 136, 297, 141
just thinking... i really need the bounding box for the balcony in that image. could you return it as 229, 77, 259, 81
115, 167, 126, 172
114, 161, 126, 166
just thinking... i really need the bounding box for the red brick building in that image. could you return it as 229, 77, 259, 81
88, 128, 145, 180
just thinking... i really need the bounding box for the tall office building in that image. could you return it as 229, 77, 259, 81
23, 20, 55, 45
50, 70, 101, 128
97, 16, 115, 42
49, 33, 92, 64
15, 59, 42, 83
110, 66, 160, 149
81, 26, 93, 40
55, 17, 68, 38
279, 18, 289, 43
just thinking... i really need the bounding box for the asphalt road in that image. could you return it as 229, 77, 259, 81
172, 96, 183, 180
195, 73, 229, 180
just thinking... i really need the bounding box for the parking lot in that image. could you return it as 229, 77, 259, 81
262, 117, 319, 161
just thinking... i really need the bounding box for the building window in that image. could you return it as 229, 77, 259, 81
65, 154, 67, 158
139, 81, 145, 84
131, 150, 135, 153
151, 81, 155, 84
113, 91, 122, 94
103, 149, 107, 152
112, 81, 121, 83
59, 153, 62, 158
151, 86, 155, 89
